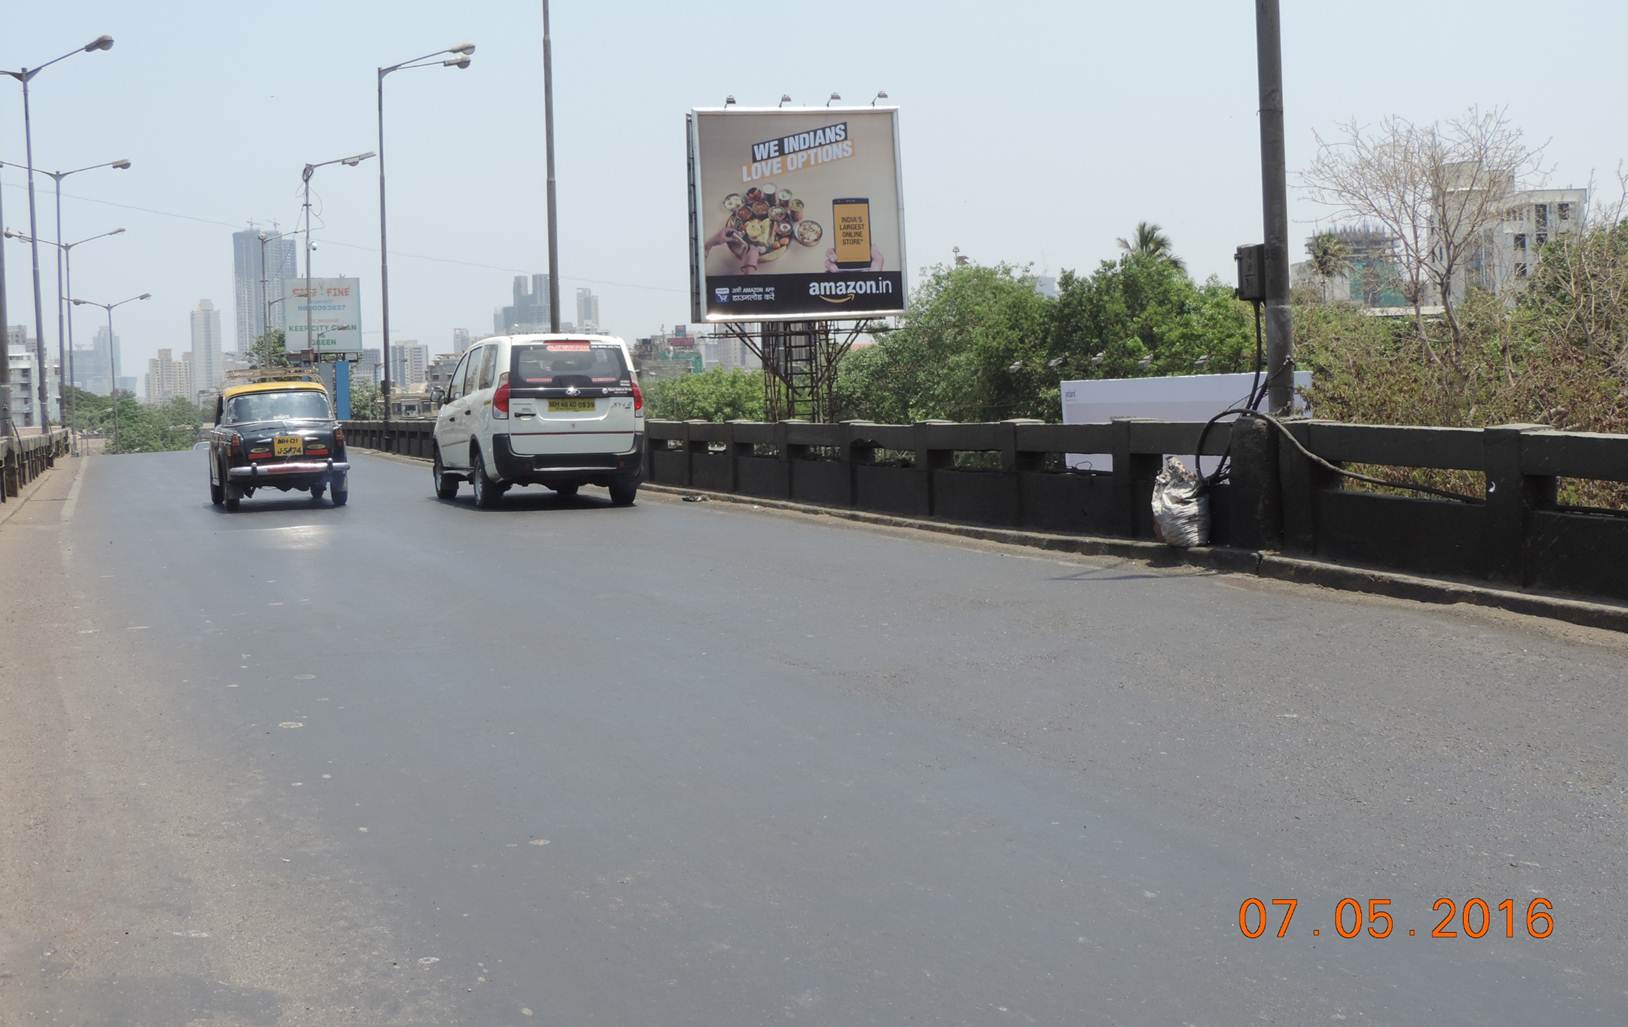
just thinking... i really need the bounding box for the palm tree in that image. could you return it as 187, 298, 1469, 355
1117, 221, 1186, 272
1306, 232, 1353, 303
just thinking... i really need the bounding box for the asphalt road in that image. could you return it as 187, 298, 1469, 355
2, 448, 1626, 1026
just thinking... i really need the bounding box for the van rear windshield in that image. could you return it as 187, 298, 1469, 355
511, 342, 628, 387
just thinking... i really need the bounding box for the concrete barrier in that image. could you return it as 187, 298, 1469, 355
1, 429, 70, 502
341, 416, 1628, 605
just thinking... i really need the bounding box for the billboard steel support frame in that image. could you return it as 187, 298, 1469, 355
722, 318, 869, 423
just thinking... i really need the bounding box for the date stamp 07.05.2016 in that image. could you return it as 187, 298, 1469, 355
1238, 897, 1554, 941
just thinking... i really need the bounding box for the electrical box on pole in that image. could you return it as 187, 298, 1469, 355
1234, 244, 1266, 302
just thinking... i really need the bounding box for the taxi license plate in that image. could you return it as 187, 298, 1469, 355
273, 435, 304, 456
549, 398, 595, 413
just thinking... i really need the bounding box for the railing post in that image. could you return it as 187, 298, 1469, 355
1227, 414, 1281, 550
672, 421, 693, 487
1277, 419, 1336, 554
686, 421, 712, 488
1109, 418, 1159, 538
772, 421, 792, 498
841, 420, 874, 508
1483, 423, 1552, 587
917, 420, 953, 517
722, 421, 742, 493
1000, 419, 1038, 526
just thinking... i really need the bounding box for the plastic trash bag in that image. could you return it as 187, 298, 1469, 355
1152, 456, 1210, 548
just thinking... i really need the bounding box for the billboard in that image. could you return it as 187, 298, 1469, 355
283, 277, 362, 356
688, 106, 906, 322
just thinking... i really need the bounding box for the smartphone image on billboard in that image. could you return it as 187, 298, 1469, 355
833, 197, 873, 270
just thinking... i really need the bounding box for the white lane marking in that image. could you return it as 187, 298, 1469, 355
61, 454, 85, 522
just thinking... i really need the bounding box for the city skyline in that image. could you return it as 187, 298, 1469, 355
4, 1, 1624, 388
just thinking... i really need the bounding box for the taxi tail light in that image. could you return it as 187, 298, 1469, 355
230, 433, 243, 457
492, 372, 510, 418
631, 378, 643, 413
334, 426, 346, 447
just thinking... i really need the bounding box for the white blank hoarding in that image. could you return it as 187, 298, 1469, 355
1059, 371, 1311, 471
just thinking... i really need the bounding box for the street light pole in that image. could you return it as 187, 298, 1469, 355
377, 42, 474, 438
0, 164, 10, 434
2, 35, 116, 432
0, 158, 133, 427
70, 290, 149, 450
2, 225, 126, 429
21, 72, 50, 429
542, 0, 561, 332
297, 152, 374, 373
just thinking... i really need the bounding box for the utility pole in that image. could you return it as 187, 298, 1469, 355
0, 164, 10, 433
542, 0, 561, 332
1256, 0, 1294, 414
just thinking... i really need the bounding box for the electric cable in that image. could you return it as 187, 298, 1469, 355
1195, 407, 1478, 503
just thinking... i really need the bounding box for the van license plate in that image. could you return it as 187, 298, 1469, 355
549, 399, 595, 413
274, 435, 303, 456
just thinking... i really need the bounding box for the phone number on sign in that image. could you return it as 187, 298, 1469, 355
1238, 897, 1554, 940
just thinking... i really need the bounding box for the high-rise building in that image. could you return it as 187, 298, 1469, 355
495, 274, 551, 333
76, 323, 123, 395
145, 348, 193, 405
7, 325, 58, 428
389, 341, 429, 388
575, 288, 601, 332
190, 299, 224, 392
452, 328, 472, 354
232, 226, 299, 353
357, 348, 382, 385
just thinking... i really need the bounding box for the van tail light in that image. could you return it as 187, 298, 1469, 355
493, 372, 510, 418
631, 379, 644, 414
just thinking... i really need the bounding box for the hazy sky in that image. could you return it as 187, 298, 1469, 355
4, 0, 1625, 382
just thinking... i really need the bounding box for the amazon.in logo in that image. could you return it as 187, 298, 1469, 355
714, 287, 730, 303
808, 278, 895, 304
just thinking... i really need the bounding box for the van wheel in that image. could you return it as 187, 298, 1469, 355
472, 448, 500, 509
433, 448, 459, 499
609, 478, 638, 507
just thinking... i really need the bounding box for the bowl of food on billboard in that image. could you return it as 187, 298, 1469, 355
691, 106, 905, 321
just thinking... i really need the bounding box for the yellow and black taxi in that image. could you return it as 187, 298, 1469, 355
207, 379, 349, 511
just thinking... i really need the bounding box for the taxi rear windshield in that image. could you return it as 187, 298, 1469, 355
225, 390, 330, 423
511, 342, 628, 387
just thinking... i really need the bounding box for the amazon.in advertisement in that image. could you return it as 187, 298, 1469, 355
689, 106, 906, 321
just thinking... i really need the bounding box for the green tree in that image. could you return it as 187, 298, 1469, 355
644, 368, 767, 422
1306, 232, 1353, 302
832, 257, 1254, 424
836, 262, 1054, 422
349, 380, 382, 420
101, 395, 205, 454
249, 329, 291, 370
1048, 256, 1252, 380
1116, 221, 1186, 273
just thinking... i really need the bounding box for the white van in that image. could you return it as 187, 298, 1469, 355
431, 334, 644, 508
